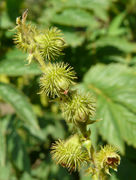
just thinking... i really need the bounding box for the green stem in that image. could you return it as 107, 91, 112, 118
35, 50, 46, 71
92, 173, 103, 180
92, 171, 107, 180
77, 122, 91, 139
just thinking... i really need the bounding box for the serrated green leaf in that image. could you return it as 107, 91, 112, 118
53, 0, 110, 10
0, 83, 43, 139
51, 0, 110, 21
51, 8, 98, 28
105, 56, 126, 64
0, 11, 14, 29
0, 49, 41, 76
108, 12, 126, 36
81, 64, 136, 153
93, 36, 136, 53
63, 30, 85, 47
7, 130, 30, 171
21, 173, 37, 180
0, 116, 10, 166
0, 164, 12, 180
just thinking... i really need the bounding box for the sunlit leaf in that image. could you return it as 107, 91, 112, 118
0, 49, 41, 76
0, 11, 14, 29
0, 83, 44, 139
20, 173, 37, 180
81, 64, 136, 153
108, 12, 126, 36
51, 8, 98, 28
7, 130, 30, 171
50, 0, 110, 21
0, 116, 10, 166
63, 30, 85, 47
0, 164, 13, 180
92, 36, 136, 53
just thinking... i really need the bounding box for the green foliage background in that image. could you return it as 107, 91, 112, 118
0, 0, 136, 179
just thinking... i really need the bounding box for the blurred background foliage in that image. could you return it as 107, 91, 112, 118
0, 0, 136, 179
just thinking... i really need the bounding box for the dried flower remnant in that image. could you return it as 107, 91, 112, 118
96, 145, 120, 175
13, 10, 38, 53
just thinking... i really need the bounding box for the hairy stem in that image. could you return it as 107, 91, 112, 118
35, 50, 46, 70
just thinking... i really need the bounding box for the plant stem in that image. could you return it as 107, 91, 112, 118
35, 50, 46, 71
